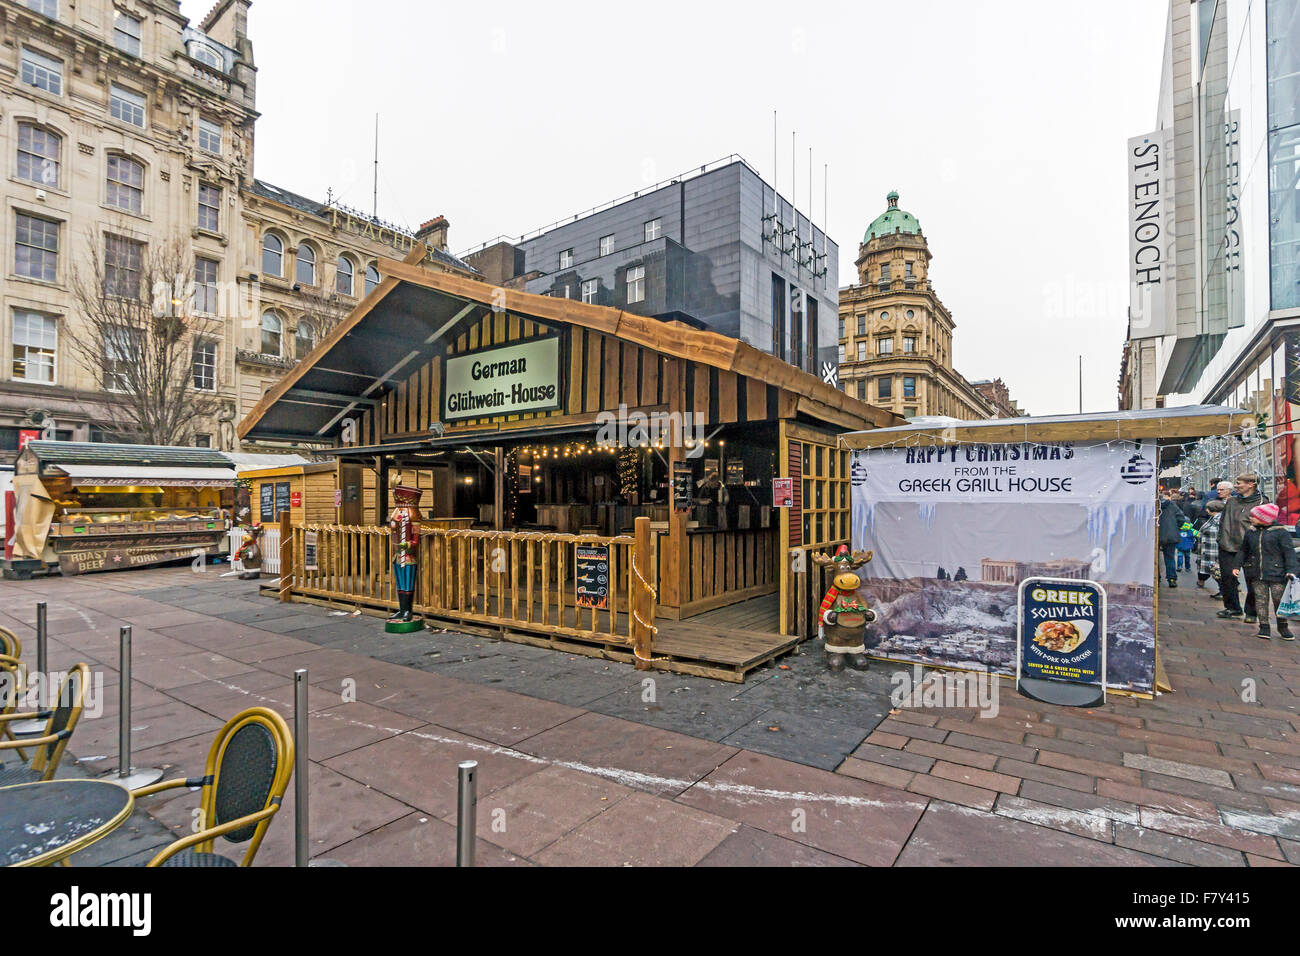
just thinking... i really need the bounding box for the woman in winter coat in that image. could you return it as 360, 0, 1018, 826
1235, 503, 1300, 640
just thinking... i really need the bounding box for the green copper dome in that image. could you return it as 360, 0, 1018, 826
864, 190, 921, 242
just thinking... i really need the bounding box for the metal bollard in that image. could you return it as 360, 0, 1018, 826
36, 602, 47, 684
456, 760, 477, 867
11, 603, 50, 735
294, 669, 309, 868
116, 626, 162, 789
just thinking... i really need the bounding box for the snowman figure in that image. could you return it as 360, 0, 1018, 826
811, 544, 877, 672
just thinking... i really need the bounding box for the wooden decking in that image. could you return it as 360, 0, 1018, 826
266, 582, 795, 682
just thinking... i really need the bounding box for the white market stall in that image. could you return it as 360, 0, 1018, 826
839, 406, 1254, 698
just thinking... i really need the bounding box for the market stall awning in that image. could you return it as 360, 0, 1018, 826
50, 465, 236, 488
839, 405, 1256, 449
238, 246, 899, 444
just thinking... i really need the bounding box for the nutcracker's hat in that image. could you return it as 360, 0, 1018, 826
832, 544, 852, 563
392, 485, 423, 503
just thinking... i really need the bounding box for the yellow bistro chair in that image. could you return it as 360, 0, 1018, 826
134, 707, 294, 867
0, 662, 91, 785
0, 626, 21, 661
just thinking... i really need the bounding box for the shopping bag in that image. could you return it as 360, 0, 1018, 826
1277, 579, 1300, 619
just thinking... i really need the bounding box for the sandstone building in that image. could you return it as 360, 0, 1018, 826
838, 191, 1016, 420
0, 0, 474, 462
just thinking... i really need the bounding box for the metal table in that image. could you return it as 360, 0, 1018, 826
0, 779, 134, 867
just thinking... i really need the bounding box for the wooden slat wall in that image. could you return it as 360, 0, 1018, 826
340, 315, 785, 449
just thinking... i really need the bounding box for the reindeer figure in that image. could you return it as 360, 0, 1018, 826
811, 544, 877, 672
235, 524, 264, 580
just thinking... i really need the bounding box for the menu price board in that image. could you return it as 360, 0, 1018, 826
274, 482, 291, 517
672, 461, 693, 513
575, 544, 609, 610
303, 530, 319, 572
259, 484, 274, 522
1016, 576, 1107, 707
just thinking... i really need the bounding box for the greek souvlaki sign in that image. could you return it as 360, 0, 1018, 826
443, 336, 562, 421
857, 441, 1155, 505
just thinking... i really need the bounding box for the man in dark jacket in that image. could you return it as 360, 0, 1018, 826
1218, 473, 1267, 621
1235, 502, 1299, 639
1158, 490, 1183, 587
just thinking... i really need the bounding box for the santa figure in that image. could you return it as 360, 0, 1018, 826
811, 544, 877, 671
387, 485, 423, 625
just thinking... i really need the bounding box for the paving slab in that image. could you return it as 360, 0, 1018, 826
676, 749, 928, 866
697, 824, 861, 867
532, 791, 737, 867
719, 708, 871, 770
896, 802, 1177, 866
515, 711, 737, 797
325, 812, 529, 867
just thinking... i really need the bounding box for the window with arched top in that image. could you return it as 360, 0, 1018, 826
17, 122, 60, 188
296, 243, 316, 286
262, 233, 284, 277
296, 319, 316, 359
364, 263, 380, 296
260, 310, 282, 356
335, 255, 354, 296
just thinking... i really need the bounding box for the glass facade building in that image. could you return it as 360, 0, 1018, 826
466, 158, 838, 376
1140, 1, 1300, 515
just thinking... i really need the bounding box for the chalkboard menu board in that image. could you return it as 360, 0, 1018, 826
575, 545, 610, 610
274, 482, 291, 517
672, 461, 693, 513
259, 484, 274, 522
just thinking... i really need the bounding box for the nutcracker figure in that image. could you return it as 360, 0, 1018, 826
234, 524, 263, 580
811, 545, 877, 672
386, 485, 423, 631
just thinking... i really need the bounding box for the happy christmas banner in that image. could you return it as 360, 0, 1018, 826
849, 440, 1157, 694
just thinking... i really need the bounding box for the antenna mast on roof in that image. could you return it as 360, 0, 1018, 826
372, 114, 379, 221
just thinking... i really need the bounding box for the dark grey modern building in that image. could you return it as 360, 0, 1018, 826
463, 156, 838, 378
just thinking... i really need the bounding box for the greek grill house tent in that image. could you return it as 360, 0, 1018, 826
839, 406, 1254, 697
238, 250, 899, 681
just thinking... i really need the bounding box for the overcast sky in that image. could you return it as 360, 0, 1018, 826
181, 0, 1168, 417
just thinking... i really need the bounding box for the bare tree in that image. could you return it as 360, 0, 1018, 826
66, 229, 225, 446
292, 282, 350, 356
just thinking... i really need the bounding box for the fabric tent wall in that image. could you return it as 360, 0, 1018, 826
850, 439, 1158, 694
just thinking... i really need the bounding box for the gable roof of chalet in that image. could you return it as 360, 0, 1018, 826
238, 245, 900, 445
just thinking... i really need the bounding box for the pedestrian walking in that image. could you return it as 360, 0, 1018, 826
1158, 490, 1183, 587
1217, 474, 1267, 620
1197, 498, 1225, 593
1235, 502, 1299, 640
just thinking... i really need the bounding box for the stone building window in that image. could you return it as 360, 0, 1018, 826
17, 123, 60, 187
599, 235, 614, 256
198, 118, 222, 154
194, 256, 219, 314
903, 336, 916, 353
296, 319, 316, 358
106, 155, 145, 213
113, 11, 142, 56
262, 234, 284, 277
192, 339, 217, 391
857, 341, 866, 361
261, 311, 283, 356
878, 337, 893, 355
15, 213, 59, 281
644, 219, 661, 242
110, 84, 146, 128
197, 183, 220, 232
559, 248, 573, 269
12, 309, 57, 383
878, 377, 892, 400
296, 243, 316, 286
336, 255, 354, 295
365, 263, 380, 295
904, 376, 917, 398
103, 234, 144, 299
20, 47, 62, 96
